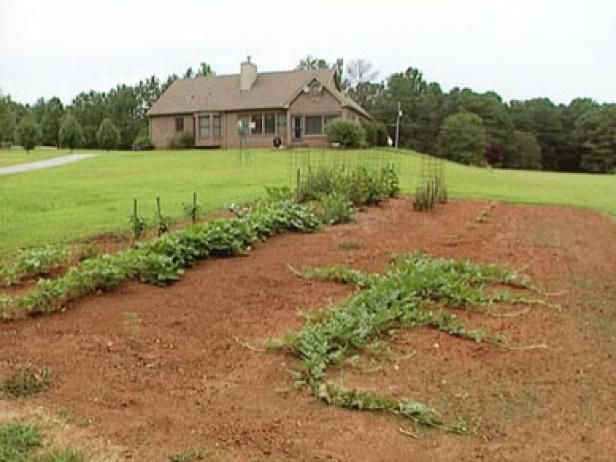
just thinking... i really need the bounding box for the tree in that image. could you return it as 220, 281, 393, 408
195, 62, 215, 77
40, 97, 64, 146
106, 84, 143, 149
96, 118, 121, 150
0, 95, 16, 143
297, 55, 330, 70
71, 90, 106, 148
15, 117, 41, 153
59, 114, 85, 152
345, 59, 378, 89
437, 112, 487, 165
505, 131, 542, 170
574, 104, 616, 173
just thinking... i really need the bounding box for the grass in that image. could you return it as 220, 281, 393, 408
0, 364, 51, 399
0, 421, 84, 462
0, 148, 72, 168
0, 147, 614, 256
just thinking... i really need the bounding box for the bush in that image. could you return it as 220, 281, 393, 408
363, 121, 389, 147
317, 192, 355, 225
59, 114, 84, 152
132, 129, 154, 151
437, 112, 487, 165
15, 118, 41, 153
96, 118, 120, 151
325, 119, 366, 148
170, 131, 194, 149
504, 131, 542, 170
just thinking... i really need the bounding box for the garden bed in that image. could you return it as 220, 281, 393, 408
1, 199, 615, 461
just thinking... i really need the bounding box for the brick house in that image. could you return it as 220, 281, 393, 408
148, 57, 371, 149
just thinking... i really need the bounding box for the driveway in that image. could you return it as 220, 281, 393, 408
0, 153, 96, 176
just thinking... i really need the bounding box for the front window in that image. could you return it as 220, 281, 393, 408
264, 113, 275, 134
250, 114, 262, 135
213, 115, 221, 137
277, 113, 287, 137
175, 117, 184, 132
198, 116, 210, 138
305, 115, 323, 135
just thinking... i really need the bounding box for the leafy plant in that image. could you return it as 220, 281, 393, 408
0, 422, 40, 462
316, 192, 355, 225
129, 199, 147, 240
183, 193, 200, 224
155, 197, 171, 236
272, 252, 540, 431
0, 246, 69, 287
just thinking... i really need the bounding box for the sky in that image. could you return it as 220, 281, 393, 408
1, 0, 615, 105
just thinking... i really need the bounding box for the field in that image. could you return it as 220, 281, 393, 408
0, 147, 615, 256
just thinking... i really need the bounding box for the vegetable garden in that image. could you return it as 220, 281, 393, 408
0, 150, 615, 461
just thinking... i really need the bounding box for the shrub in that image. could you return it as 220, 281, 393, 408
96, 118, 121, 151
504, 130, 542, 170
132, 129, 154, 151
59, 114, 84, 152
325, 119, 366, 148
170, 132, 194, 149
15, 118, 41, 153
363, 121, 389, 147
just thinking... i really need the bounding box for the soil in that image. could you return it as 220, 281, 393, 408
1, 198, 615, 462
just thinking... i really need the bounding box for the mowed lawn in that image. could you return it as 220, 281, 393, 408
0, 148, 614, 255
0, 147, 73, 167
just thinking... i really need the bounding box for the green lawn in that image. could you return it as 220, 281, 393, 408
0, 147, 72, 167
0, 148, 614, 256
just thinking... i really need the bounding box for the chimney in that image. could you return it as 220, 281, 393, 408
240, 56, 257, 91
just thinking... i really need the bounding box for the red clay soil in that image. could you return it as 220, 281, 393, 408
1, 199, 616, 461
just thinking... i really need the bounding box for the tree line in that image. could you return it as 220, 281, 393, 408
1, 57, 614, 173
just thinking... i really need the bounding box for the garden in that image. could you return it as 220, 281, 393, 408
0, 151, 615, 461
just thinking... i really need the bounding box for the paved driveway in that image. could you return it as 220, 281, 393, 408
0, 154, 96, 176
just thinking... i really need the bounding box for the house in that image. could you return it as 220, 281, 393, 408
147, 57, 371, 149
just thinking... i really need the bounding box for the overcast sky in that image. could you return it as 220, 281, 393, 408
1, 0, 615, 105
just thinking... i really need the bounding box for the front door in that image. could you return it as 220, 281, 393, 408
293, 116, 302, 140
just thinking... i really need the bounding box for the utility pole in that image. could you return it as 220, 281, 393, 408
395, 102, 402, 149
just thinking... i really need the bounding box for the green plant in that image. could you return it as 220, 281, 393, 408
58, 114, 84, 152
336, 241, 360, 251
168, 449, 209, 462
15, 117, 41, 153
316, 192, 355, 224
155, 197, 171, 236
132, 129, 154, 151
170, 132, 195, 149
264, 185, 293, 202
0, 422, 40, 462
75, 243, 99, 262
129, 199, 147, 240
0, 363, 52, 399
96, 118, 121, 151
325, 119, 366, 148
271, 252, 541, 431
38, 448, 85, 462
183, 193, 200, 224
0, 245, 69, 286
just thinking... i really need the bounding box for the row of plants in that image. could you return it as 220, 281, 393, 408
269, 252, 543, 432
1, 201, 320, 318
0, 246, 69, 287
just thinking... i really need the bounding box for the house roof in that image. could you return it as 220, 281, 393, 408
148, 68, 371, 119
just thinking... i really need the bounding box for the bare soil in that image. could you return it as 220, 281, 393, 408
1, 199, 615, 461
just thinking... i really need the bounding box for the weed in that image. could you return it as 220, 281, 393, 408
0, 363, 52, 399
38, 448, 86, 462
336, 241, 360, 252
168, 449, 209, 462
75, 243, 99, 262
122, 311, 140, 349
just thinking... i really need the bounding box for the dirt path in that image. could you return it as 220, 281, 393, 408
0, 153, 95, 176
1, 199, 615, 461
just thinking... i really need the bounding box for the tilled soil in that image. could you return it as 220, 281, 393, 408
1, 199, 615, 461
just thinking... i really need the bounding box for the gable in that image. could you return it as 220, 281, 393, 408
288, 80, 343, 113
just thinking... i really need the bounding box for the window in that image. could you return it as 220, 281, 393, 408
277, 113, 287, 137
198, 116, 210, 138
175, 117, 184, 132
213, 115, 221, 137
305, 115, 323, 135
264, 113, 275, 134
250, 114, 262, 135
